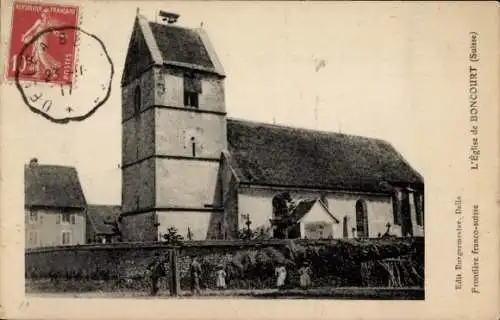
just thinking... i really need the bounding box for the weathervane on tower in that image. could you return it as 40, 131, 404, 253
159, 10, 179, 24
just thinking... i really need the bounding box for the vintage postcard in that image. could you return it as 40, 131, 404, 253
0, 1, 498, 319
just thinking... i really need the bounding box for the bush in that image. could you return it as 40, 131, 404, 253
162, 227, 184, 245
237, 226, 273, 240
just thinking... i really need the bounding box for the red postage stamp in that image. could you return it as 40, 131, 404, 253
7, 1, 79, 84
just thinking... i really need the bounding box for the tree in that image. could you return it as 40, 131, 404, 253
161, 226, 184, 244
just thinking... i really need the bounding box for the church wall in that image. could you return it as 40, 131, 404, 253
122, 69, 155, 121
120, 211, 157, 242
156, 211, 213, 241
122, 67, 156, 169
155, 108, 227, 159
121, 159, 156, 214
122, 108, 156, 166
122, 120, 136, 165
205, 210, 225, 240
223, 178, 239, 239
237, 188, 273, 232
237, 186, 400, 238
138, 109, 156, 160
153, 68, 225, 113
155, 158, 220, 209
199, 76, 225, 112
220, 154, 239, 239
204, 164, 226, 240
364, 198, 402, 237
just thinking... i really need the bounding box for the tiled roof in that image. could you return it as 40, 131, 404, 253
287, 199, 318, 223
148, 22, 214, 70
86, 205, 121, 236
122, 13, 225, 85
226, 119, 424, 193
273, 198, 340, 226
25, 163, 86, 209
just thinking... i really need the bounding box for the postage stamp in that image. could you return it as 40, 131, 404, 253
8, 2, 114, 123
7, 1, 79, 84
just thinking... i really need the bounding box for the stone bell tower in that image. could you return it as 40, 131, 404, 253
119, 10, 226, 241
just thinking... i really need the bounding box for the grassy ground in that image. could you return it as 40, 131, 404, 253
26, 279, 424, 300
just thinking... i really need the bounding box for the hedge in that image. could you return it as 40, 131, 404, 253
26, 237, 424, 292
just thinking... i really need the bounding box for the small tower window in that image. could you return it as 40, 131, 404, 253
134, 86, 141, 115
183, 74, 201, 108
190, 136, 196, 157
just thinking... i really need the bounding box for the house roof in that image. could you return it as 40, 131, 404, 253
86, 205, 121, 236
275, 198, 340, 226
288, 199, 317, 222
226, 119, 424, 194
25, 162, 86, 209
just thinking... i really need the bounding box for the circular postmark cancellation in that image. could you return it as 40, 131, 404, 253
14, 26, 114, 124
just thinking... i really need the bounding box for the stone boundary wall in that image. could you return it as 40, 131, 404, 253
26, 237, 424, 291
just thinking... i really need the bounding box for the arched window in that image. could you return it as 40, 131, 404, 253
134, 86, 141, 115
414, 192, 424, 227
392, 190, 402, 225
355, 199, 369, 238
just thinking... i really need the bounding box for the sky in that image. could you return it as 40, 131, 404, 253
4, 1, 440, 205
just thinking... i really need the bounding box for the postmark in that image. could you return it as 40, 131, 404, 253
10, 2, 114, 123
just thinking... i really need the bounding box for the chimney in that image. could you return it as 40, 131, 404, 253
159, 11, 179, 24
29, 158, 38, 168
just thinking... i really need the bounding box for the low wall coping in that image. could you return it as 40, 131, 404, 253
25, 237, 424, 254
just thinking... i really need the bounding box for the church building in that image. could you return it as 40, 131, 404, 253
119, 11, 425, 242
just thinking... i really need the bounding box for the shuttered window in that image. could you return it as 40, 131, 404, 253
62, 213, 71, 224
62, 231, 72, 245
